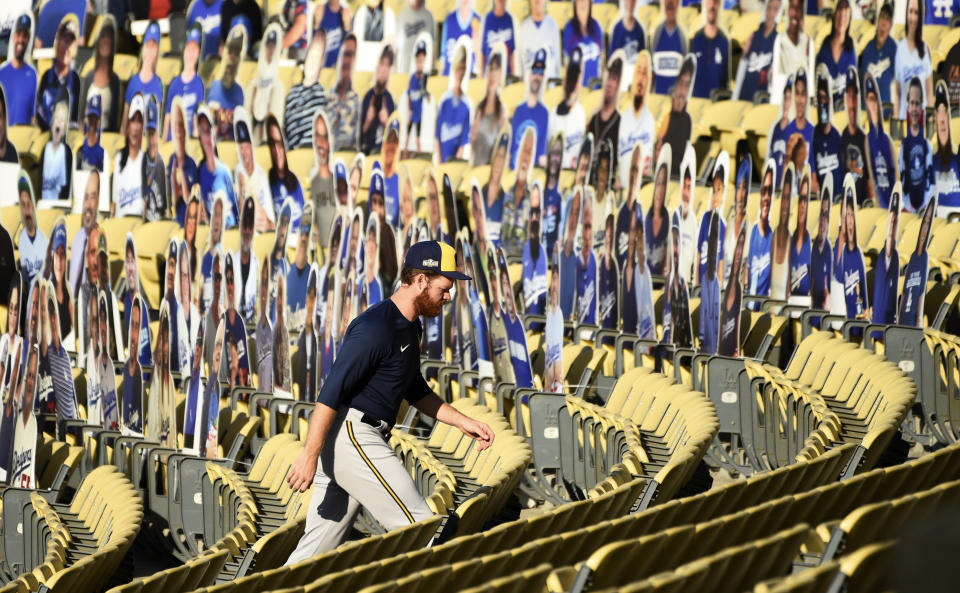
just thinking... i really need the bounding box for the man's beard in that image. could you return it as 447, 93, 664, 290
634, 93, 644, 111
415, 290, 444, 317
15, 46, 25, 63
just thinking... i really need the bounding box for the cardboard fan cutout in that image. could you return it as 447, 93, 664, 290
544, 253, 564, 393
663, 224, 693, 348
810, 177, 834, 311
597, 196, 619, 337
559, 185, 583, 321
120, 293, 144, 437
521, 180, 547, 316
576, 188, 598, 325
748, 159, 777, 303
149, 301, 177, 449
718, 220, 747, 357
11, 345, 37, 488
699, 211, 722, 355
647, 144, 672, 276
833, 174, 868, 320
871, 184, 901, 326
788, 165, 813, 305
899, 193, 936, 327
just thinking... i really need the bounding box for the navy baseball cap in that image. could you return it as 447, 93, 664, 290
415, 40, 427, 56
532, 48, 546, 71
15, 13, 30, 33
794, 67, 807, 89
236, 119, 251, 144
936, 81, 949, 110
335, 160, 348, 186
845, 66, 859, 94
404, 241, 471, 280
144, 20, 161, 45
864, 75, 877, 98
387, 118, 400, 141
570, 47, 582, 69
266, 29, 278, 45
87, 94, 102, 119
186, 24, 202, 47
146, 97, 159, 131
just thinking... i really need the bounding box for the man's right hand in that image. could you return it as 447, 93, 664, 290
286, 450, 317, 492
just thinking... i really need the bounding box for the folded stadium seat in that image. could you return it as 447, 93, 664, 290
286, 148, 315, 183
728, 12, 761, 50
454, 564, 554, 593
592, 4, 619, 34
7, 126, 38, 157
113, 54, 141, 83
586, 525, 810, 593
278, 65, 302, 91
235, 60, 258, 91
354, 71, 375, 101
677, 6, 700, 33
500, 81, 526, 116
101, 216, 142, 261
581, 89, 603, 120
456, 164, 490, 195
546, 2, 572, 27
751, 560, 840, 592
855, 207, 889, 250
156, 56, 182, 87
217, 141, 240, 173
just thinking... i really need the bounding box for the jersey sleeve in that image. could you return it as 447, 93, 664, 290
405, 371, 434, 405
315, 318, 388, 409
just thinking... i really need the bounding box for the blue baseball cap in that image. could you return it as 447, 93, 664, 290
236, 119, 251, 144
387, 119, 400, 141
86, 94, 102, 119
794, 67, 807, 89
569, 47, 582, 70
864, 74, 877, 98
266, 29, 278, 46
335, 160, 348, 187
15, 13, 30, 33
415, 40, 427, 56
532, 48, 546, 71
403, 241, 471, 280
370, 169, 384, 196
845, 66, 859, 94
146, 97, 159, 131
784, 74, 793, 91
186, 24, 202, 47
52, 224, 66, 251
144, 20, 161, 45
230, 15, 253, 40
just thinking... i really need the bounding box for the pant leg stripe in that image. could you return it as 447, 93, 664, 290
345, 421, 415, 524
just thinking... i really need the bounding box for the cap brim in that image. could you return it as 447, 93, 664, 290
440, 271, 471, 281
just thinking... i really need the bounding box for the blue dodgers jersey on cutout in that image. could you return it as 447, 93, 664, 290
125, 74, 163, 110
737, 25, 776, 101
207, 80, 244, 111
609, 19, 646, 62
769, 123, 789, 188
504, 313, 533, 388
436, 93, 472, 162
563, 21, 603, 88
542, 186, 562, 258
78, 142, 104, 172
187, 0, 223, 59
810, 239, 832, 309
270, 179, 305, 230
559, 249, 578, 319
813, 125, 843, 198
899, 252, 927, 326
521, 241, 547, 315
900, 131, 933, 212
868, 127, 896, 209
199, 159, 239, 227
872, 250, 899, 324
925, 0, 955, 25
645, 207, 669, 275
860, 39, 897, 105
935, 157, 960, 209
784, 119, 813, 158
442, 10, 480, 75
576, 252, 597, 324
840, 247, 867, 319
598, 259, 618, 331
789, 236, 811, 296
652, 26, 684, 95
165, 75, 205, 139
316, 299, 433, 419
384, 173, 399, 227
318, 5, 345, 68
170, 153, 199, 225
481, 11, 515, 64
696, 214, 725, 282
816, 43, 857, 106
510, 102, 549, 168
699, 274, 720, 354
0, 63, 37, 125
749, 224, 773, 297
408, 73, 425, 124
690, 31, 728, 99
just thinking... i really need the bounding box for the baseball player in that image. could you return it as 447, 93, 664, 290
285, 241, 495, 563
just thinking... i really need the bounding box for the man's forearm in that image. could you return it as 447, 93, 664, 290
304, 402, 338, 458
413, 392, 463, 427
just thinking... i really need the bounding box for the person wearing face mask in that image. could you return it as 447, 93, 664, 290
547, 48, 585, 170
285, 35, 328, 150
811, 66, 842, 196
899, 76, 934, 213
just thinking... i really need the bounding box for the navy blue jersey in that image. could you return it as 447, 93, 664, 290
316, 299, 433, 422
925, 0, 954, 25
521, 241, 547, 314
900, 130, 933, 212
408, 73, 425, 124
840, 128, 869, 204
769, 122, 790, 188
481, 11, 515, 69
748, 223, 772, 297
652, 25, 686, 95
560, 248, 578, 319
563, 20, 603, 87
935, 154, 960, 209
784, 118, 813, 157
840, 246, 867, 319
360, 89, 395, 155
576, 252, 597, 324
543, 186, 562, 257
813, 125, 843, 197
789, 235, 811, 296
699, 272, 720, 354
598, 257, 618, 332
317, 4, 345, 68
737, 24, 776, 101
690, 30, 729, 99
621, 268, 637, 334
609, 19, 646, 63
505, 313, 533, 388
868, 127, 896, 209
78, 141, 105, 172
615, 202, 633, 272
810, 238, 832, 309
645, 206, 669, 275
860, 39, 897, 106
899, 251, 928, 326
816, 43, 857, 107
697, 213, 725, 282
872, 250, 899, 325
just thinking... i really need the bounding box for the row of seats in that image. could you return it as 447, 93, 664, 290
193, 437, 960, 593
0, 466, 141, 593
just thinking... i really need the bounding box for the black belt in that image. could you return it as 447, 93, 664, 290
360, 413, 392, 435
